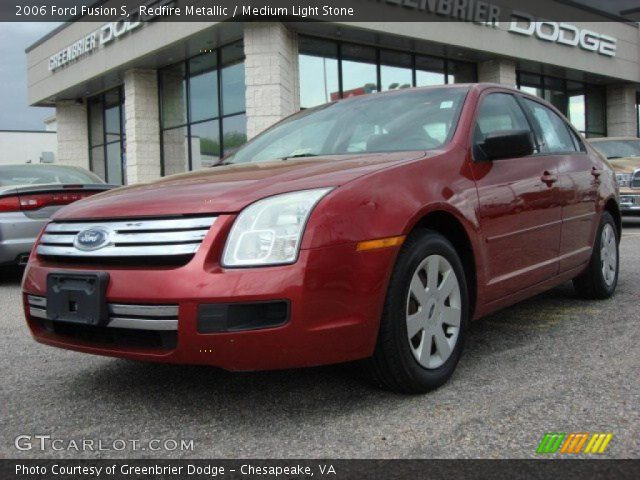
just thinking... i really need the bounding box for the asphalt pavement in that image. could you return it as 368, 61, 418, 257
1, 218, 639, 459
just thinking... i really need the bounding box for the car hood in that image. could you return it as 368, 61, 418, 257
608, 157, 640, 174
54, 152, 424, 220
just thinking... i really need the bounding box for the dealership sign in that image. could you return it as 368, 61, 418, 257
48, 0, 176, 72
49, 0, 618, 71
376, 0, 617, 57
509, 12, 616, 57
48, 21, 142, 71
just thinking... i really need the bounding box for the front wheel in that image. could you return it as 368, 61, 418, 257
573, 211, 619, 299
366, 230, 469, 394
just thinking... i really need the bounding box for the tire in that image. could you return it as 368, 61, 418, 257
366, 229, 469, 394
573, 211, 619, 300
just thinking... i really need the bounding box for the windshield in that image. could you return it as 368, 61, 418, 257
0, 165, 104, 187
227, 87, 469, 164
591, 140, 640, 159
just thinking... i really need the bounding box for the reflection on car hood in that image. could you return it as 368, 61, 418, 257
54, 152, 425, 220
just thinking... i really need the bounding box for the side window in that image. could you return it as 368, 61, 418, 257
523, 99, 577, 153
473, 93, 533, 159
568, 128, 587, 152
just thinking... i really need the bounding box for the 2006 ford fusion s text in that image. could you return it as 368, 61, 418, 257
22, 84, 620, 393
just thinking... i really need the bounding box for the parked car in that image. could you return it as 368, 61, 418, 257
0, 164, 112, 267
22, 85, 619, 393
588, 137, 640, 215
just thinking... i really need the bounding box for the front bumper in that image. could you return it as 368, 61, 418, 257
22, 215, 399, 371
619, 192, 640, 214
0, 212, 48, 265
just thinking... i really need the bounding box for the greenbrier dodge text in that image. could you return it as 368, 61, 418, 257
15, 463, 337, 476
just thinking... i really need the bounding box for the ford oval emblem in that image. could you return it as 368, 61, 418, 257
73, 227, 111, 252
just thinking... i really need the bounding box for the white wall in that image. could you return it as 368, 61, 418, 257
0, 131, 57, 165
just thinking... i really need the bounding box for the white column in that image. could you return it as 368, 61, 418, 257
123, 69, 162, 185
244, 23, 299, 139
478, 59, 517, 87
606, 84, 638, 137
55, 100, 89, 169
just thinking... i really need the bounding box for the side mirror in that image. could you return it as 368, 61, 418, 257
477, 130, 534, 161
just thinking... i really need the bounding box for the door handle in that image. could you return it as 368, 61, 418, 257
591, 167, 603, 178
541, 171, 557, 186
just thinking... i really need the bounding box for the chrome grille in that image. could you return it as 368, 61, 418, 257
27, 295, 178, 331
36, 216, 216, 258
631, 170, 640, 189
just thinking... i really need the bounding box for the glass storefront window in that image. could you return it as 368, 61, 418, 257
517, 72, 606, 138
221, 43, 246, 115
88, 87, 125, 185
159, 40, 246, 174
89, 97, 104, 146
341, 44, 378, 97
568, 94, 586, 133
518, 73, 543, 98
221, 62, 245, 115
190, 120, 220, 169
380, 50, 412, 92
106, 142, 124, 185
447, 60, 477, 84
298, 36, 476, 108
637, 92, 640, 137
299, 37, 339, 108
416, 56, 446, 86
90, 146, 105, 181
222, 113, 248, 153
543, 76, 567, 113
189, 70, 219, 122
586, 85, 606, 138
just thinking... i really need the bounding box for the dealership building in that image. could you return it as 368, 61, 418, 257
26, 3, 640, 185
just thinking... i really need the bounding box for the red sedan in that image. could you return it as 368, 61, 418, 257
22, 84, 619, 393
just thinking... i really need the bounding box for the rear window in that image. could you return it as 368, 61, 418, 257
0, 165, 103, 187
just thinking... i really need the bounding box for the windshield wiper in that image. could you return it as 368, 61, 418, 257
212, 161, 234, 167
280, 153, 319, 160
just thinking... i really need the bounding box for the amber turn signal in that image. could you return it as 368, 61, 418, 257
356, 236, 406, 252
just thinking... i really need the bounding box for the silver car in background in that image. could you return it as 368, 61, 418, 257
0, 164, 113, 267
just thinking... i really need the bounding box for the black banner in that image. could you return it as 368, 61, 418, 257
1, 460, 640, 480
2, 0, 638, 23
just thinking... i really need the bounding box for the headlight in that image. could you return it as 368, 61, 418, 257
615, 173, 632, 187
222, 188, 333, 267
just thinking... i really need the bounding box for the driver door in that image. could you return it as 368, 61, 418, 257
470, 92, 562, 303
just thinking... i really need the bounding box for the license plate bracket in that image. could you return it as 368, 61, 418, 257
46, 272, 110, 326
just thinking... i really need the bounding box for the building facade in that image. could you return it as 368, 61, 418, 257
26, 14, 640, 185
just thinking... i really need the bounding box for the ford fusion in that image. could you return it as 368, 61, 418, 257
0, 164, 111, 267
22, 85, 620, 393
